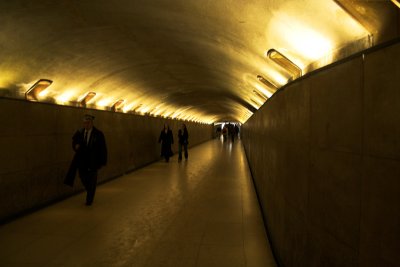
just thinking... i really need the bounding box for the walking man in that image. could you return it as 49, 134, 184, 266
70, 114, 107, 205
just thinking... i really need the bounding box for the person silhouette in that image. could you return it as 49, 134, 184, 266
66, 114, 107, 205
158, 123, 174, 162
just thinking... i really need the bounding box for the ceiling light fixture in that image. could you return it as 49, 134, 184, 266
133, 103, 143, 112
111, 99, 124, 111
80, 91, 96, 106
253, 90, 268, 100
250, 98, 262, 109
25, 79, 52, 101
267, 49, 302, 79
257, 75, 278, 90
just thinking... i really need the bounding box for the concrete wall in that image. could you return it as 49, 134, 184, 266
242, 40, 400, 266
0, 101, 213, 222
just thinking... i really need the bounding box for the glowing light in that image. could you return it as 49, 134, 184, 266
139, 105, 151, 113
391, 0, 400, 8
267, 49, 302, 78
250, 98, 262, 109
257, 75, 278, 92
123, 102, 135, 113
286, 28, 331, 61
269, 13, 333, 62
154, 104, 169, 116
269, 70, 288, 86
252, 97, 264, 106
0, 71, 17, 89
55, 91, 76, 104
163, 110, 175, 117
25, 79, 52, 101
111, 99, 124, 111
171, 106, 192, 119
38, 89, 50, 97
79, 92, 96, 105
149, 103, 166, 116
254, 84, 273, 98
97, 98, 113, 107
267, 0, 369, 70
133, 103, 143, 112
171, 112, 179, 119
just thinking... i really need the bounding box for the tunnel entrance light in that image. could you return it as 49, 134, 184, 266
111, 99, 124, 111
80, 92, 96, 107
267, 49, 302, 79
25, 79, 52, 101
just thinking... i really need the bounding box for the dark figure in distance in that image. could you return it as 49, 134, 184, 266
229, 123, 235, 143
159, 124, 174, 162
216, 126, 221, 139
66, 114, 107, 206
222, 126, 228, 142
178, 124, 189, 162
234, 124, 240, 139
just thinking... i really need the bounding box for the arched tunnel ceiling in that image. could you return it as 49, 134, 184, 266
0, 0, 397, 123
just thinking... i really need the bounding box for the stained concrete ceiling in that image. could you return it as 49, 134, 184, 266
0, 0, 398, 123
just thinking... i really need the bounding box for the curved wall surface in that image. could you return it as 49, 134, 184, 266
0, 101, 213, 222
242, 40, 400, 266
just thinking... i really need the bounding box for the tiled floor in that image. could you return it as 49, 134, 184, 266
0, 138, 277, 267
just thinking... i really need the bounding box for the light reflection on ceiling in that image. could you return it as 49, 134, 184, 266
0, 0, 395, 124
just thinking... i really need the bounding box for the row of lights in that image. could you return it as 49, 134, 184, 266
26, 0, 392, 123
251, 48, 303, 110
25, 80, 125, 111
24, 79, 212, 124
250, 0, 400, 109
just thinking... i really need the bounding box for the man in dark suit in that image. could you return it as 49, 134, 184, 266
70, 114, 107, 206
